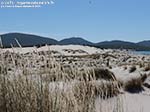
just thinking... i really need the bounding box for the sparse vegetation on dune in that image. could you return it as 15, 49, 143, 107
0, 45, 150, 112
0, 48, 121, 112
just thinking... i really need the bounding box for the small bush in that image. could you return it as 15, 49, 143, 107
124, 76, 145, 93
129, 66, 136, 73
124, 79, 143, 93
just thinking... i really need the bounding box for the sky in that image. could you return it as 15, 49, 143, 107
0, 0, 150, 42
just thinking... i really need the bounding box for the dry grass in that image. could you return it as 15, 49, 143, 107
94, 68, 116, 81
0, 48, 147, 112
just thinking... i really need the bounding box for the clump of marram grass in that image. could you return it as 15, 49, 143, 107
94, 81, 121, 98
73, 79, 121, 101
0, 75, 80, 112
0, 50, 96, 112
129, 66, 136, 73
94, 68, 116, 81
0, 76, 38, 112
124, 74, 147, 93
72, 81, 96, 112
81, 68, 117, 81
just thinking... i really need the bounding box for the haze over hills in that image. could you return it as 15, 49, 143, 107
0, 33, 150, 51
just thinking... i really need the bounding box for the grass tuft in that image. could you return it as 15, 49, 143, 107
124, 74, 147, 93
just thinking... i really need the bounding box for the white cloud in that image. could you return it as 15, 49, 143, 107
50, 0, 55, 5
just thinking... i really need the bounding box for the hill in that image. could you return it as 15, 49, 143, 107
0, 33, 58, 47
59, 37, 94, 46
137, 41, 150, 48
96, 40, 150, 51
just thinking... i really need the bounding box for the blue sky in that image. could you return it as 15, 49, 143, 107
0, 0, 150, 42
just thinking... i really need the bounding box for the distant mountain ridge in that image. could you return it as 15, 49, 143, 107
0, 33, 58, 47
0, 33, 150, 51
137, 41, 150, 47
59, 37, 94, 46
96, 40, 150, 51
